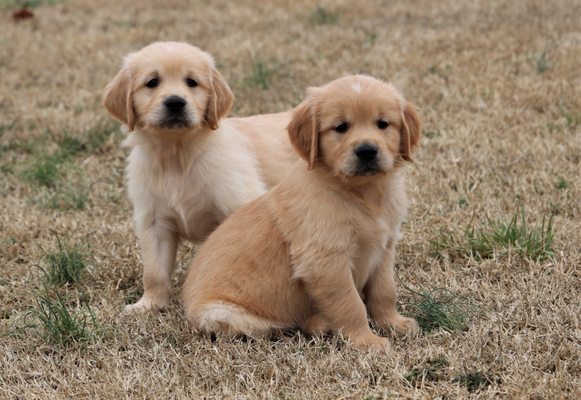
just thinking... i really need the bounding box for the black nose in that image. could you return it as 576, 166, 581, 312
163, 95, 186, 113
355, 143, 378, 161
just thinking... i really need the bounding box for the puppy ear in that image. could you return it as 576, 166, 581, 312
400, 101, 421, 162
205, 68, 234, 130
287, 100, 319, 170
102, 65, 135, 131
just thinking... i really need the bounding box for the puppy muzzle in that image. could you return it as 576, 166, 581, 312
352, 143, 383, 176
159, 95, 192, 129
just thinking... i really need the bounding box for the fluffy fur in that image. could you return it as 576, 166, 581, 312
182, 75, 422, 351
102, 42, 295, 312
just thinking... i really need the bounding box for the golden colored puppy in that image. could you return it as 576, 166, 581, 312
182, 75, 421, 351
102, 42, 295, 312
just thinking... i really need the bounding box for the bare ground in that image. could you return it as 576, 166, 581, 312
1, 0, 580, 398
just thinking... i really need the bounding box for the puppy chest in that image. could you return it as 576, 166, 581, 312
138, 182, 220, 241
169, 192, 221, 240
351, 225, 390, 291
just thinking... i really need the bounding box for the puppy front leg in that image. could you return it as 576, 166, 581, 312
364, 240, 419, 336
126, 223, 178, 313
298, 255, 390, 352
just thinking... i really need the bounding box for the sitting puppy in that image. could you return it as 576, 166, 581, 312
102, 42, 295, 312
182, 75, 421, 351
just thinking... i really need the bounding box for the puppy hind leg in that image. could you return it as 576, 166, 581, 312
301, 313, 331, 336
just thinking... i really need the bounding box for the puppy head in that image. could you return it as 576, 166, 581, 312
102, 42, 233, 133
287, 75, 421, 180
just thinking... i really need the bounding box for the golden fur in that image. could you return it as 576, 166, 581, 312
102, 42, 295, 312
182, 75, 422, 351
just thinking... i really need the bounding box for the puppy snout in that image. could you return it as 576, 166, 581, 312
354, 143, 378, 162
164, 95, 187, 113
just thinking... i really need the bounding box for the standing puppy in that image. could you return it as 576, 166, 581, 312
103, 42, 294, 312
182, 75, 421, 351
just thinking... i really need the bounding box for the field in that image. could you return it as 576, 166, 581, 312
1, 0, 580, 398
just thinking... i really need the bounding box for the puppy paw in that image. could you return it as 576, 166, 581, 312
351, 333, 391, 353
124, 296, 168, 314
389, 315, 420, 337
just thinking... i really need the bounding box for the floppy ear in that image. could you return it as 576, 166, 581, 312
287, 100, 319, 170
205, 68, 234, 130
102, 65, 135, 131
400, 101, 421, 162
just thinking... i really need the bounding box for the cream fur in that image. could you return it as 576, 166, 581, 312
102, 42, 296, 312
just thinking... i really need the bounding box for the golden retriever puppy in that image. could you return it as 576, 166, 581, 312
182, 75, 422, 351
102, 42, 295, 312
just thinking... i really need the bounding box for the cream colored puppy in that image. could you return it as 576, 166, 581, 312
182, 75, 422, 351
102, 42, 295, 312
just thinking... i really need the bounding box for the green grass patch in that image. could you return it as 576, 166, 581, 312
0, 0, 61, 9
22, 132, 83, 187
405, 361, 498, 392
22, 119, 116, 188
23, 153, 61, 187
564, 111, 580, 128
0, 136, 37, 155
41, 236, 87, 285
1, 163, 14, 174
245, 60, 276, 90
402, 286, 475, 333
124, 289, 142, 306
44, 183, 89, 210
555, 178, 569, 190
423, 130, 439, 139
405, 356, 449, 386
58, 134, 86, 157
21, 129, 98, 209
536, 50, 550, 74
82, 119, 118, 152
453, 371, 498, 392
431, 206, 554, 261
30, 169, 90, 210
309, 6, 338, 25
34, 288, 98, 346
364, 31, 378, 46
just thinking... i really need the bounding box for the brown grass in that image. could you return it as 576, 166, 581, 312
1, 0, 580, 398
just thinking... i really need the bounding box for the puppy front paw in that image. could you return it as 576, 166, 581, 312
383, 314, 420, 337
124, 295, 168, 314
350, 333, 391, 353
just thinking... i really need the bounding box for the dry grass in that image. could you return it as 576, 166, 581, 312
1, 0, 580, 398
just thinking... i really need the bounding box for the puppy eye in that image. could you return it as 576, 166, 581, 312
334, 122, 350, 134
186, 78, 198, 88
145, 78, 159, 88
377, 120, 390, 130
